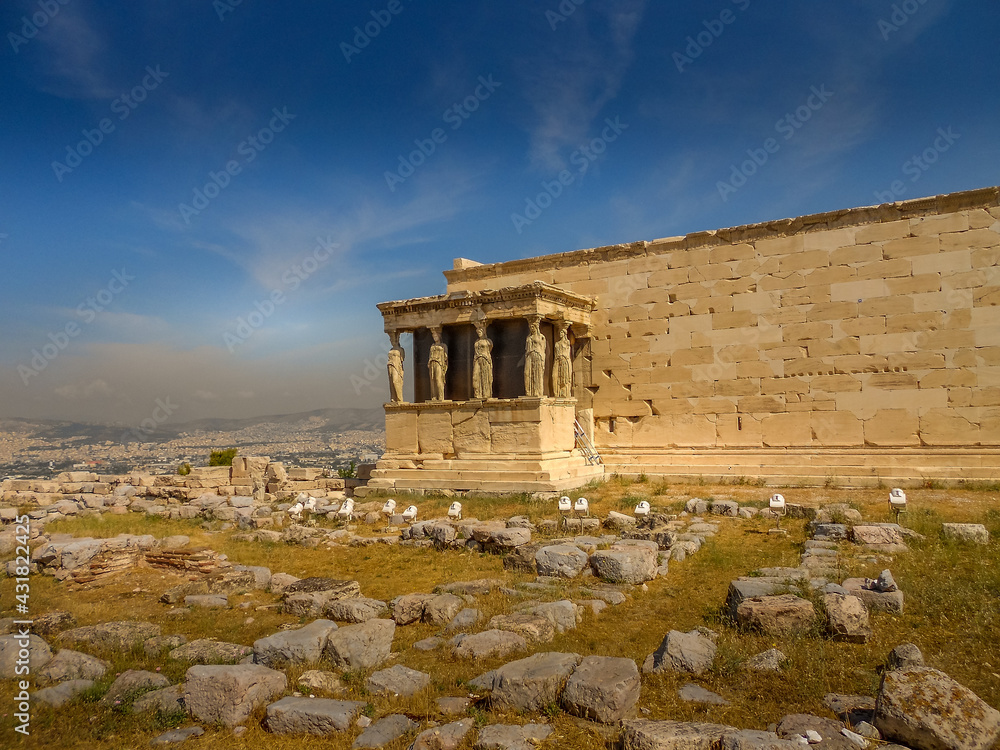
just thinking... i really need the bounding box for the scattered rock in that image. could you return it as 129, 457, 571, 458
488, 651, 581, 712
842, 579, 904, 614
445, 608, 481, 633
132, 684, 185, 714
33, 679, 93, 707
392, 594, 437, 625
0, 633, 52, 678
824, 594, 870, 643
184, 663, 287, 727
149, 726, 205, 745
323, 619, 395, 670
560, 655, 640, 723
265, 696, 366, 735
746, 649, 786, 672
37, 648, 109, 684
622, 720, 733, 749
253, 619, 338, 666
679, 684, 731, 706
535, 544, 590, 578
297, 670, 342, 695
452, 629, 527, 660
776, 714, 857, 750
487, 612, 555, 643
60, 621, 160, 652
871, 570, 898, 593
366, 664, 430, 697
941, 523, 989, 544
590, 546, 658, 584
886, 643, 924, 671
411, 718, 474, 750
523, 600, 580, 634
101, 669, 170, 706
725, 579, 794, 620
437, 696, 472, 716
324, 597, 388, 623
875, 666, 1000, 750
352, 713, 417, 748
474, 723, 553, 750
736, 595, 816, 636
424, 594, 465, 625
414, 637, 443, 651
643, 629, 716, 675
169, 639, 252, 664
144, 635, 188, 657
32, 611, 77, 636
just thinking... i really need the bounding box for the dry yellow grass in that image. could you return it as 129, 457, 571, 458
2, 480, 999, 749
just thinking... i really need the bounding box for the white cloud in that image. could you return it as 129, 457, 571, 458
515, 0, 647, 172
32, 7, 115, 100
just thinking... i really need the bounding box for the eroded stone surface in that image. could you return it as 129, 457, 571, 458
265, 696, 366, 735
875, 667, 1000, 750
560, 655, 640, 723
184, 663, 287, 728
488, 651, 581, 712
643, 630, 716, 675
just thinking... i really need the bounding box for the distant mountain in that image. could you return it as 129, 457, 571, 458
0, 407, 384, 444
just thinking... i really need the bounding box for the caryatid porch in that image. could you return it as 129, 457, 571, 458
369, 281, 606, 493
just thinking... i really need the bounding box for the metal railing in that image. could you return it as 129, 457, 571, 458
574, 419, 603, 465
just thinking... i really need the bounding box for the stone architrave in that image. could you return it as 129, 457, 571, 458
428, 326, 448, 401
387, 331, 405, 403
552, 321, 572, 398
473, 321, 494, 399
524, 316, 545, 397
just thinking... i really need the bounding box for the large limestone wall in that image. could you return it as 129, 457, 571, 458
443, 188, 1000, 483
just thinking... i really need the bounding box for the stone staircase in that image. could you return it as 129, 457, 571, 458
368, 452, 605, 493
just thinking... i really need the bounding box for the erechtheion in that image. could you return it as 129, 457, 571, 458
370, 187, 1000, 492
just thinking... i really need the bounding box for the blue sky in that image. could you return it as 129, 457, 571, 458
1, 0, 997, 427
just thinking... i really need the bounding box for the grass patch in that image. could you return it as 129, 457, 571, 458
2, 482, 999, 748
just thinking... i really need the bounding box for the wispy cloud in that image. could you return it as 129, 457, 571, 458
515, 0, 647, 172
32, 7, 115, 100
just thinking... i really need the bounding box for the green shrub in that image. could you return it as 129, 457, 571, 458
177, 462, 191, 476
337, 461, 357, 479
209, 448, 237, 467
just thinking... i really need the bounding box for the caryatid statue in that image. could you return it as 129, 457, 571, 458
428, 326, 448, 401
552, 321, 572, 398
524, 316, 546, 397
387, 331, 405, 402
473, 321, 493, 399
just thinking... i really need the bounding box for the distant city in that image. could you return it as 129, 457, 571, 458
0, 408, 385, 478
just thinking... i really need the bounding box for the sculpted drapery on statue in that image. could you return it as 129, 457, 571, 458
524, 316, 545, 397
473, 321, 493, 399
428, 326, 448, 401
387, 331, 405, 402
552, 321, 572, 398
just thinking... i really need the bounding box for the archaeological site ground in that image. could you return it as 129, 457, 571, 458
2, 189, 1000, 749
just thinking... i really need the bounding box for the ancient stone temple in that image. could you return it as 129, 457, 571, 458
367, 282, 607, 492
372, 186, 1000, 490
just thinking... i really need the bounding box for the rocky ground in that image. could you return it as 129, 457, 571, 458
1, 481, 999, 749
